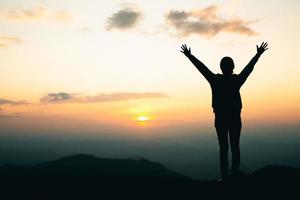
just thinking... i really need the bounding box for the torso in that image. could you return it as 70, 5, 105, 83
210, 74, 242, 113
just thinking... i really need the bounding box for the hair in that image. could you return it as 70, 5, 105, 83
220, 56, 234, 75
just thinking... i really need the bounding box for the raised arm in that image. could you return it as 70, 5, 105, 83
238, 42, 269, 86
180, 44, 214, 83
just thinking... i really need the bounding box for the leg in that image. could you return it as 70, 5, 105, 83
215, 126, 229, 180
229, 115, 242, 175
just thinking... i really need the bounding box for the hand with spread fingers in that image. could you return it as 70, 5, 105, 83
180, 44, 191, 57
256, 42, 268, 55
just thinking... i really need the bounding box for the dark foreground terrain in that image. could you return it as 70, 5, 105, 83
0, 154, 299, 199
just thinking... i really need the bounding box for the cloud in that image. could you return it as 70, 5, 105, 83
54, 10, 71, 23
40, 92, 73, 103
0, 36, 22, 48
0, 112, 22, 118
165, 5, 257, 37
0, 106, 22, 118
40, 92, 168, 104
0, 6, 71, 22
106, 7, 142, 30
0, 98, 27, 105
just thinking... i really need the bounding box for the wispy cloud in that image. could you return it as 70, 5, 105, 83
106, 7, 142, 30
0, 6, 71, 22
0, 98, 27, 105
40, 92, 169, 104
54, 10, 71, 23
0, 112, 22, 118
0, 36, 22, 48
165, 5, 257, 38
0, 107, 22, 118
41, 92, 73, 102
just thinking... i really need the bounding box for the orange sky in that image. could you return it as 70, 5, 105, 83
0, 0, 299, 135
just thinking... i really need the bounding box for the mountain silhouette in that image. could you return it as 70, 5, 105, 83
1, 154, 299, 199
0, 154, 186, 179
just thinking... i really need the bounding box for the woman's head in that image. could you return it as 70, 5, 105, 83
220, 56, 234, 75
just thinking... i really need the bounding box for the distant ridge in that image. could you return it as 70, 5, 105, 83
0, 154, 187, 179
0, 154, 299, 199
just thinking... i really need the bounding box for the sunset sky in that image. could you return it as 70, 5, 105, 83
0, 0, 300, 179
0, 0, 299, 136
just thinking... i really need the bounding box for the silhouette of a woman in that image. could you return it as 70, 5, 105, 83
181, 42, 268, 180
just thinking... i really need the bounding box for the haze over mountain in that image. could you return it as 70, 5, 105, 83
0, 123, 299, 179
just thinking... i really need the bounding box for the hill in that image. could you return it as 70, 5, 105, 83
0, 154, 299, 199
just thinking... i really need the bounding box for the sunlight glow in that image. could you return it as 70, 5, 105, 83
137, 116, 149, 122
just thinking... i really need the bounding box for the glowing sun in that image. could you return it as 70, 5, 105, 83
137, 116, 149, 122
